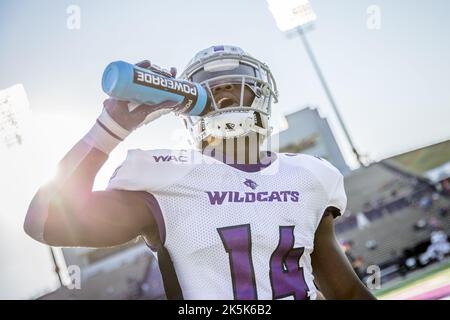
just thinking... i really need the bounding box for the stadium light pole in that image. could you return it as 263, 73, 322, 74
267, 0, 365, 167
1, 84, 65, 289
49, 247, 63, 287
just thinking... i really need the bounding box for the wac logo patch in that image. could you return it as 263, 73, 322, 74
153, 155, 188, 163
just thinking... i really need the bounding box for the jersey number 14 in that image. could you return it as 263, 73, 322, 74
217, 224, 309, 300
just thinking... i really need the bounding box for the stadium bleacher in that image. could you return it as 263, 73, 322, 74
39, 251, 165, 300
337, 159, 450, 280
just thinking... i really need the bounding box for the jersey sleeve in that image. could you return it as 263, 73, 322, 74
327, 170, 347, 217
107, 149, 147, 191
295, 154, 348, 218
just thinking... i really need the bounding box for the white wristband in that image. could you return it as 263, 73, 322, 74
82, 108, 131, 155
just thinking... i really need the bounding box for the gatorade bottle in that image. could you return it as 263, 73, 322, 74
102, 61, 212, 116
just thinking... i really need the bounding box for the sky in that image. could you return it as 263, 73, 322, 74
1, 0, 449, 299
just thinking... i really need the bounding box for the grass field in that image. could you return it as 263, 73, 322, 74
374, 260, 450, 300
387, 139, 450, 176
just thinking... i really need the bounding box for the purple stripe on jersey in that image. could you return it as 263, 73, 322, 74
206, 151, 277, 173
139, 191, 166, 251
228, 162, 270, 173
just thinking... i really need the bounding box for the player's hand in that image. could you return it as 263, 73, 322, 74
103, 60, 179, 132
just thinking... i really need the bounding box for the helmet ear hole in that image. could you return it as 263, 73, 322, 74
261, 84, 271, 97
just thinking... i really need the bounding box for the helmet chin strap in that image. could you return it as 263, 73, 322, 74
204, 112, 254, 139
202, 111, 269, 140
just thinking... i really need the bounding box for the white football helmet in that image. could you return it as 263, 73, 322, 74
179, 45, 278, 148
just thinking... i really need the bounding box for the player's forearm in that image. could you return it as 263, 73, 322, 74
24, 138, 109, 244
316, 274, 376, 300
23, 109, 128, 244
338, 280, 376, 300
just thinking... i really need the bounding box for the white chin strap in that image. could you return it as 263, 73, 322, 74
202, 111, 269, 140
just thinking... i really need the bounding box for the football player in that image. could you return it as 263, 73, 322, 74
24, 45, 375, 300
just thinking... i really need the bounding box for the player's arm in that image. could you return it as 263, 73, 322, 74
24, 60, 177, 247
311, 211, 376, 300
24, 141, 153, 247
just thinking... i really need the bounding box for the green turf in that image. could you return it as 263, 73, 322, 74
374, 260, 450, 297
387, 139, 450, 176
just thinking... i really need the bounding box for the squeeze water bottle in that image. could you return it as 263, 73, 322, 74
101, 61, 212, 116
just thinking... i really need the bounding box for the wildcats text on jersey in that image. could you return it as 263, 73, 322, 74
206, 191, 300, 205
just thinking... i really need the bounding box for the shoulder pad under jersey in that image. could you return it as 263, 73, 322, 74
107, 149, 201, 192
279, 153, 347, 213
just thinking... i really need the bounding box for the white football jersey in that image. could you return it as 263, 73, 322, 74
107, 149, 347, 300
